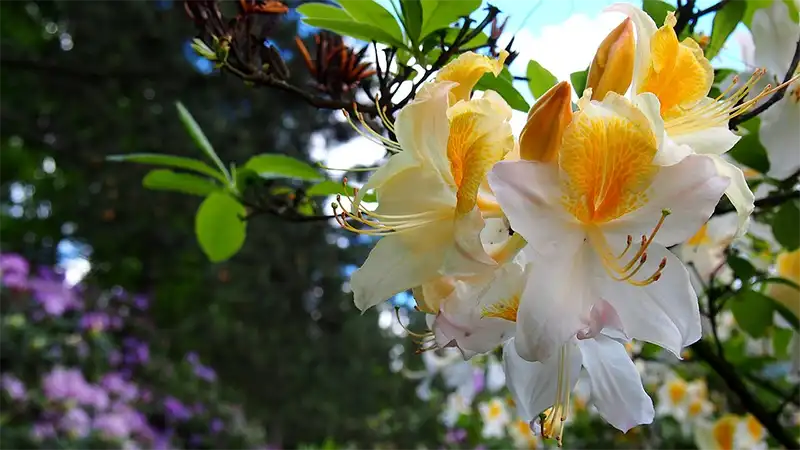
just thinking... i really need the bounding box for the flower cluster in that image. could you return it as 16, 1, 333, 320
337, 3, 799, 445
0, 253, 268, 449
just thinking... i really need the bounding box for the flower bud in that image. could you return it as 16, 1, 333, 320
586, 18, 635, 101
519, 81, 573, 162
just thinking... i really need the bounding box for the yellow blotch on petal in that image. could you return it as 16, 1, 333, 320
638, 12, 713, 119
413, 276, 457, 314
519, 81, 574, 163
446, 98, 514, 217
768, 249, 800, 320
587, 17, 635, 101
711, 415, 739, 450
481, 294, 520, 322
560, 95, 658, 224
744, 414, 764, 440
686, 222, 711, 247
437, 50, 508, 103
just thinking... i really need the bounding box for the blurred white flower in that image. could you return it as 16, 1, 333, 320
507, 418, 541, 449
478, 397, 511, 438
440, 391, 472, 427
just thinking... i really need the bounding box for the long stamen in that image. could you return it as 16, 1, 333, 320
342, 109, 403, 152
542, 344, 571, 446
590, 210, 670, 286
374, 92, 396, 133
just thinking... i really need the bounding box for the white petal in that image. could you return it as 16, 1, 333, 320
606, 3, 658, 93
595, 243, 701, 356
434, 262, 524, 355
708, 154, 755, 236
670, 125, 741, 157
608, 154, 730, 247
762, 95, 800, 180
503, 339, 582, 422
353, 150, 418, 209
488, 160, 585, 258
655, 136, 695, 167
351, 222, 452, 311
514, 243, 590, 362
751, 1, 800, 77
372, 164, 454, 217
443, 208, 497, 276
578, 335, 654, 433
634, 93, 666, 152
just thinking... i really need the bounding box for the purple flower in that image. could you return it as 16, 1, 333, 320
109, 350, 123, 366
194, 364, 216, 382
185, 352, 199, 365
153, 430, 174, 450
210, 418, 224, 434
101, 373, 138, 402
1, 373, 26, 401
445, 428, 467, 444
81, 312, 110, 333
60, 407, 91, 438
123, 339, 150, 365
0, 253, 29, 289
472, 368, 485, 395
28, 274, 81, 316
94, 412, 131, 440
31, 422, 56, 441
42, 367, 108, 409
133, 295, 149, 310
164, 397, 191, 421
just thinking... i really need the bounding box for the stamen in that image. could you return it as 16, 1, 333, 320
666, 70, 800, 134
342, 108, 403, 153
394, 307, 433, 339
590, 210, 670, 286
374, 92, 396, 133
542, 344, 572, 446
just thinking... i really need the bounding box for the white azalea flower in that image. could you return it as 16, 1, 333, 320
488, 91, 729, 364
507, 418, 541, 449
440, 391, 473, 428
695, 414, 767, 450
679, 214, 738, 291
478, 397, 511, 438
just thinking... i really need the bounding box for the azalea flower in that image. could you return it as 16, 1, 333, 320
503, 332, 654, 443
478, 397, 511, 438
695, 414, 767, 450
679, 214, 738, 291
750, 0, 800, 180
768, 248, 800, 320
341, 51, 515, 311
607, 3, 793, 233
507, 418, 541, 449
489, 90, 729, 363
656, 375, 713, 430
440, 390, 473, 427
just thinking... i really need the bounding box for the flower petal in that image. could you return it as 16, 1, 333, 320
751, 0, 800, 77
443, 208, 497, 276
669, 122, 741, 157
503, 339, 582, 421
514, 243, 590, 362
761, 95, 800, 180
595, 242, 701, 356
488, 160, 585, 258
608, 154, 730, 247
605, 3, 658, 93
708, 154, 754, 236
351, 221, 452, 311
437, 51, 507, 103
578, 335, 654, 432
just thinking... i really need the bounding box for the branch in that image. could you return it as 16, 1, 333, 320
691, 340, 800, 449
713, 190, 800, 216
696, 0, 730, 18
730, 38, 800, 128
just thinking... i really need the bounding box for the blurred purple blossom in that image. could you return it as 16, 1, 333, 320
94, 412, 131, 439
164, 396, 192, 421
31, 422, 56, 441
42, 367, 109, 409
1, 373, 26, 401
81, 312, 110, 333
186, 352, 217, 382
472, 368, 485, 395
0, 253, 29, 289
210, 417, 224, 434
133, 295, 149, 310
29, 270, 82, 316
101, 373, 139, 402
444, 428, 467, 444
60, 407, 91, 438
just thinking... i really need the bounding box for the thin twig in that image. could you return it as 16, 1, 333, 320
713, 190, 800, 216
730, 38, 800, 127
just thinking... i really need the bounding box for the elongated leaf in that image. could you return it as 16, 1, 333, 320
419, 0, 481, 40
142, 169, 220, 197
570, 69, 588, 97
707, 0, 746, 60
107, 153, 227, 183
175, 102, 230, 181
730, 289, 774, 337
307, 180, 377, 203
642, 0, 676, 26
771, 200, 800, 250
244, 154, 324, 181
400, 0, 423, 44
526, 60, 558, 99
302, 17, 405, 48
195, 192, 247, 262
337, 0, 404, 44
476, 68, 530, 112
296, 3, 352, 20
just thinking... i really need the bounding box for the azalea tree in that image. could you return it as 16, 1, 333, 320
111, 0, 799, 448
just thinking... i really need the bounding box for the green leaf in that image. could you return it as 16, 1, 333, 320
195, 192, 247, 263
771, 200, 800, 250
337, 0, 405, 44
106, 153, 228, 183
707, 1, 746, 60
419, 0, 482, 40
730, 289, 775, 337
476, 68, 530, 112
175, 102, 230, 181
307, 180, 377, 203
244, 154, 324, 182
642, 0, 676, 26
526, 60, 559, 99
743, 0, 798, 27
773, 327, 793, 358
400, 0, 423, 45
302, 17, 405, 48
142, 169, 220, 197
570, 70, 588, 97
728, 254, 757, 280
729, 118, 770, 173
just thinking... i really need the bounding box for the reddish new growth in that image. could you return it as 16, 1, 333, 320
295, 32, 376, 96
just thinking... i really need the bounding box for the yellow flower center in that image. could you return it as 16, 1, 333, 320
638, 13, 713, 119
687, 400, 703, 417
667, 379, 688, 404
481, 293, 521, 322
712, 415, 739, 450
488, 401, 503, 419
745, 414, 764, 440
